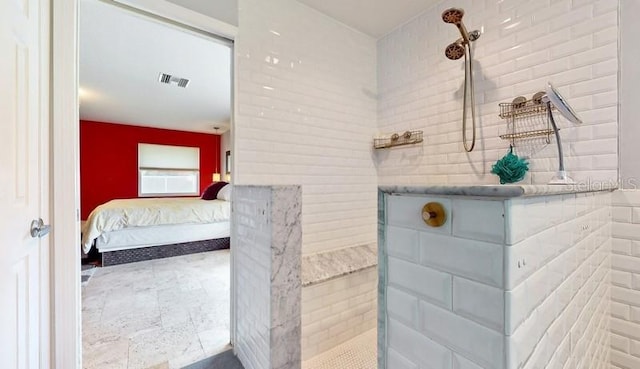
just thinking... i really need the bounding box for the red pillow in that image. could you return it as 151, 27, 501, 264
201, 182, 228, 200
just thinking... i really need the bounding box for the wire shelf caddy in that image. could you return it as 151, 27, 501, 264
373, 130, 423, 149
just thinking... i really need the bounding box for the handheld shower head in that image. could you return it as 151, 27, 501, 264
442, 7, 480, 60
441, 7, 481, 152
442, 8, 464, 24
445, 42, 465, 60
442, 8, 472, 45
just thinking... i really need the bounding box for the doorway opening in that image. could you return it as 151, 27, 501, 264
78, 1, 235, 367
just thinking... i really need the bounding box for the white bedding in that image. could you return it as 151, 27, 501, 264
82, 197, 230, 252
95, 222, 230, 252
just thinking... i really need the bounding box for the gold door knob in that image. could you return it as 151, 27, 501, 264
422, 202, 446, 227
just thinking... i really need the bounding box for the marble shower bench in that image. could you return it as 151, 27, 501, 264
301, 244, 377, 287
378, 184, 615, 369
301, 244, 378, 361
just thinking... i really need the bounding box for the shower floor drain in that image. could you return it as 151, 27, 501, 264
302, 329, 377, 369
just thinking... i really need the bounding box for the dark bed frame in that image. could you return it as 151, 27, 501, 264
100, 237, 231, 266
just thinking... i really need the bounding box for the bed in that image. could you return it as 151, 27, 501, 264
81, 197, 231, 265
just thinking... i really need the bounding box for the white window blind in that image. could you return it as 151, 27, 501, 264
138, 143, 199, 169
138, 143, 200, 196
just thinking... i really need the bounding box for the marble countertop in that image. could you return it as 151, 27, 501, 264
379, 183, 618, 198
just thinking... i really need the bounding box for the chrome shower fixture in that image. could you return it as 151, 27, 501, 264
442, 7, 481, 152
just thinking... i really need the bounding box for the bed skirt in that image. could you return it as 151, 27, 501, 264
101, 237, 230, 266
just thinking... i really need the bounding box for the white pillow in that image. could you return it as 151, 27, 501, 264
217, 184, 232, 201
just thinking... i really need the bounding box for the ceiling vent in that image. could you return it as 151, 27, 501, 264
158, 73, 190, 88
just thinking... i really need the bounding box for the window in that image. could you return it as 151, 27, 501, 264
138, 143, 200, 197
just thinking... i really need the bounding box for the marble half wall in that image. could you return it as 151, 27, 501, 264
233, 185, 302, 369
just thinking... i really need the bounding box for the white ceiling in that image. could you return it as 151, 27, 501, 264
79, 0, 231, 134
298, 0, 441, 38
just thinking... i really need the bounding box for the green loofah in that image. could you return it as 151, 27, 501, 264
491, 146, 529, 184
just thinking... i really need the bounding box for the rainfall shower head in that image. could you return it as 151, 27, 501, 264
445, 41, 465, 60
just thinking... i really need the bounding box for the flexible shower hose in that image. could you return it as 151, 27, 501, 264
462, 43, 476, 152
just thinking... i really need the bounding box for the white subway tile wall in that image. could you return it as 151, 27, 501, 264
236, 1, 380, 362
611, 190, 640, 369
387, 195, 452, 234
235, 0, 378, 255
382, 191, 612, 369
233, 0, 623, 366
233, 187, 272, 369
505, 191, 612, 369
377, 0, 618, 186
452, 277, 504, 333
301, 267, 377, 362
232, 186, 303, 369
452, 198, 505, 244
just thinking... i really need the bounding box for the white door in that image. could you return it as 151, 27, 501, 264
0, 0, 51, 368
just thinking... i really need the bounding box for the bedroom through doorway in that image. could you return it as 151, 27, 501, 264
78, 1, 235, 368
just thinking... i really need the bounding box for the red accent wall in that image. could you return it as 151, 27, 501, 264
80, 120, 220, 220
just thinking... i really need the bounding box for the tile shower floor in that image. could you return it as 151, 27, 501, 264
303, 329, 377, 369
82, 250, 231, 369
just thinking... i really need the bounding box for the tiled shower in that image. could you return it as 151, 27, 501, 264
230, 0, 639, 368
377, 0, 617, 185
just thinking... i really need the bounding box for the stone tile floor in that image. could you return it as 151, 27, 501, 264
82, 250, 231, 369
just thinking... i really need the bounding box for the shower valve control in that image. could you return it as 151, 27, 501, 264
421, 202, 447, 227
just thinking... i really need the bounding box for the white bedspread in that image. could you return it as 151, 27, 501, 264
82, 197, 230, 252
